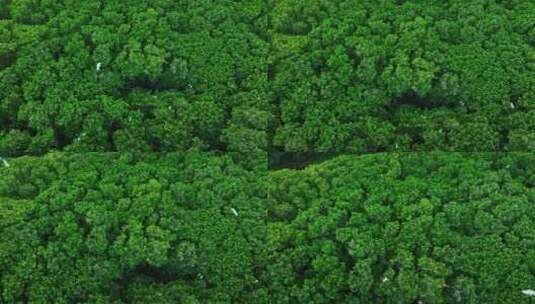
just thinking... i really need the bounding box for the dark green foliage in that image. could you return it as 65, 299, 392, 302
268, 151, 341, 170
1, 0, 534, 302
263, 152, 535, 303
0, 0, 268, 156
0, 152, 268, 303
269, 0, 535, 153
2, 152, 533, 302
3, 0, 533, 156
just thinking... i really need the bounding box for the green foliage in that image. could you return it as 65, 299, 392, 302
0, 152, 268, 303
0, 0, 533, 302
1, 152, 533, 302
3, 0, 533, 156
263, 153, 535, 303
0, 0, 267, 156
270, 0, 535, 153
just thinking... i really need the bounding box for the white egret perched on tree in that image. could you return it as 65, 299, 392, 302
523, 290, 535, 296
523, 289, 535, 304
525, 290, 535, 296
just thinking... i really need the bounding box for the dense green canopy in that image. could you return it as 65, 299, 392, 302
2, 1, 534, 156
1, 0, 533, 303
1, 152, 533, 303
0, 0, 268, 157
269, 0, 534, 153
265, 152, 534, 303
0, 151, 268, 303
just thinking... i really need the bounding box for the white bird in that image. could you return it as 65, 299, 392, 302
0, 157, 9, 167
96, 62, 102, 72
382, 277, 389, 282
511, 102, 515, 109
230, 207, 238, 216
523, 289, 535, 296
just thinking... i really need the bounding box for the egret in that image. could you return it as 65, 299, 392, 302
523, 289, 535, 296
96, 62, 102, 72
230, 207, 238, 216
0, 157, 9, 167
523, 290, 535, 304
